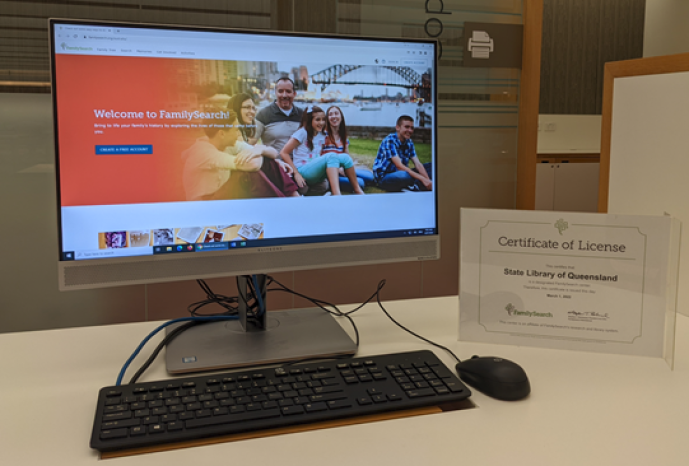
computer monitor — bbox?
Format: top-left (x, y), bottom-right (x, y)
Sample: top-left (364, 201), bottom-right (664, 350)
top-left (49, 19), bottom-right (439, 373)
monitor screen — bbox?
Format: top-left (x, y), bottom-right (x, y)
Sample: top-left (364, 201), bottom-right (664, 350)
top-left (50, 20), bottom-right (439, 291)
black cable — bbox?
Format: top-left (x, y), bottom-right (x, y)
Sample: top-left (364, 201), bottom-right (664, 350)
top-left (266, 276), bottom-right (360, 347)
top-left (187, 279), bottom-right (239, 317)
top-left (128, 320), bottom-right (201, 384)
top-left (372, 280), bottom-right (462, 364)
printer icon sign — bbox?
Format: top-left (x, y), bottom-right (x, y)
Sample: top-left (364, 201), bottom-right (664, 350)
top-left (467, 31), bottom-right (494, 59)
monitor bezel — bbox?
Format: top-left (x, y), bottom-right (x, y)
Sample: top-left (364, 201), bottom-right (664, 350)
top-left (49, 18), bottom-right (440, 290)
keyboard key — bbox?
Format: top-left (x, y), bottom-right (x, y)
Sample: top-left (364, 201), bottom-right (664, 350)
top-left (104, 405), bottom-right (127, 413)
top-left (100, 428), bottom-right (128, 440)
top-left (305, 402), bottom-right (328, 412)
top-left (312, 386), bottom-right (342, 395)
top-left (149, 424), bottom-right (165, 434)
top-left (444, 381), bottom-right (465, 393)
top-left (103, 411), bottom-right (132, 421)
top-left (310, 392), bottom-right (347, 403)
top-left (101, 418), bottom-right (140, 430)
top-left (433, 367), bottom-right (454, 379)
top-left (406, 388), bottom-right (436, 398)
top-left (281, 405), bottom-right (304, 415)
top-left (186, 408), bottom-right (281, 429)
top-left (327, 400), bottom-right (352, 410)
top-left (167, 421), bottom-right (183, 431)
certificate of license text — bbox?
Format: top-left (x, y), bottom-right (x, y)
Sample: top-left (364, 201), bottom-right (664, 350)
top-left (459, 209), bottom-right (679, 358)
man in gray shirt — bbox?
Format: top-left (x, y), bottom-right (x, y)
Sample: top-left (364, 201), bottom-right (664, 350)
top-left (255, 77), bottom-right (304, 155)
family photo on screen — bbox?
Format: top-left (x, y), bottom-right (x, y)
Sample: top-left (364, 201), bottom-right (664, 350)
top-left (179, 60), bottom-right (434, 202)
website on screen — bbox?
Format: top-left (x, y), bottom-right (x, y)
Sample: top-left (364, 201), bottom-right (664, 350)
top-left (53, 23), bottom-right (437, 260)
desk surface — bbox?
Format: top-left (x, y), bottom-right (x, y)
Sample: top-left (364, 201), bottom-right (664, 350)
top-left (2, 296), bottom-right (688, 465)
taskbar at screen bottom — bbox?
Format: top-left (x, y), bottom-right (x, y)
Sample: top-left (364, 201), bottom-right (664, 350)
top-left (61, 228), bottom-right (437, 261)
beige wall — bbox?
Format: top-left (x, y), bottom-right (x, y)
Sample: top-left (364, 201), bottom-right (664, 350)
top-left (644, 0), bottom-right (689, 58)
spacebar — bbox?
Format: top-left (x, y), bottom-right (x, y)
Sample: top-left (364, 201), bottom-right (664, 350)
top-left (186, 408), bottom-right (281, 429)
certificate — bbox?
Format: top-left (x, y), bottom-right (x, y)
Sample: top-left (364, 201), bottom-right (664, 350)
top-left (459, 208), bottom-right (679, 360)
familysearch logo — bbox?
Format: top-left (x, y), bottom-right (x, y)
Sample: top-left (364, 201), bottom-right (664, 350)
top-left (554, 218), bottom-right (568, 235)
top-left (60, 43), bottom-right (93, 52)
top-left (505, 303), bottom-right (553, 318)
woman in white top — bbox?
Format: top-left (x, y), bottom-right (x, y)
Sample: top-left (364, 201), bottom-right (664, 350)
top-left (280, 106), bottom-right (363, 196)
top-left (227, 93), bottom-right (299, 197)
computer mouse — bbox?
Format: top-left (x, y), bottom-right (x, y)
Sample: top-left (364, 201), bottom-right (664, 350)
top-left (455, 356), bottom-right (530, 401)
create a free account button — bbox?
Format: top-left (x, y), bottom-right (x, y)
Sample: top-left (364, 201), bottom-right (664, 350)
top-left (95, 145), bottom-right (153, 155)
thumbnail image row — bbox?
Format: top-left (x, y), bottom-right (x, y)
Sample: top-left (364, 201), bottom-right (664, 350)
top-left (98, 224), bottom-right (265, 249)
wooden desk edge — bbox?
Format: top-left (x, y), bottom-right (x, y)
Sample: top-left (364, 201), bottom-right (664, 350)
top-left (101, 399), bottom-right (475, 459)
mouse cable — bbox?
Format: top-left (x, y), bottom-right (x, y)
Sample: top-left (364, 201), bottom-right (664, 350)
top-left (267, 276), bottom-right (460, 364)
top-left (372, 280), bottom-right (462, 364)
top-left (265, 275), bottom-right (360, 348)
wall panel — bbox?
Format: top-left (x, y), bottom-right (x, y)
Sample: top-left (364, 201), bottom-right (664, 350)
top-left (539, 0), bottom-right (645, 115)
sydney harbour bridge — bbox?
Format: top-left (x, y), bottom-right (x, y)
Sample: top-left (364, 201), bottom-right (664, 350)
top-left (309, 65), bottom-right (430, 99)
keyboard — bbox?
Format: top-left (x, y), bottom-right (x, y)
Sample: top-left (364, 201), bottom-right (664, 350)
top-left (91, 350), bottom-right (471, 452)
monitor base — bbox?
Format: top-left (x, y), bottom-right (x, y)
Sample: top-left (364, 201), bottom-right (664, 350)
top-left (164, 308), bottom-right (357, 375)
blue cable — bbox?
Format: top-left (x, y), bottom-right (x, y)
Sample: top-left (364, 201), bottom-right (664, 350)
top-left (252, 274), bottom-right (265, 316)
top-left (116, 315), bottom-right (238, 386)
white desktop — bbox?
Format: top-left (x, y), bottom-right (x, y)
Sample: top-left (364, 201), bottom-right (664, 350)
top-left (2, 296), bottom-right (689, 465)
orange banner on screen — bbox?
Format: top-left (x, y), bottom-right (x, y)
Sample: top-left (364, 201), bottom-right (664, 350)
top-left (55, 55), bottom-right (233, 207)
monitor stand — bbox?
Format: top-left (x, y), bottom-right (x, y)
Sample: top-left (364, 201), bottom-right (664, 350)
top-left (164, 275), bottom-right (357, 375)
